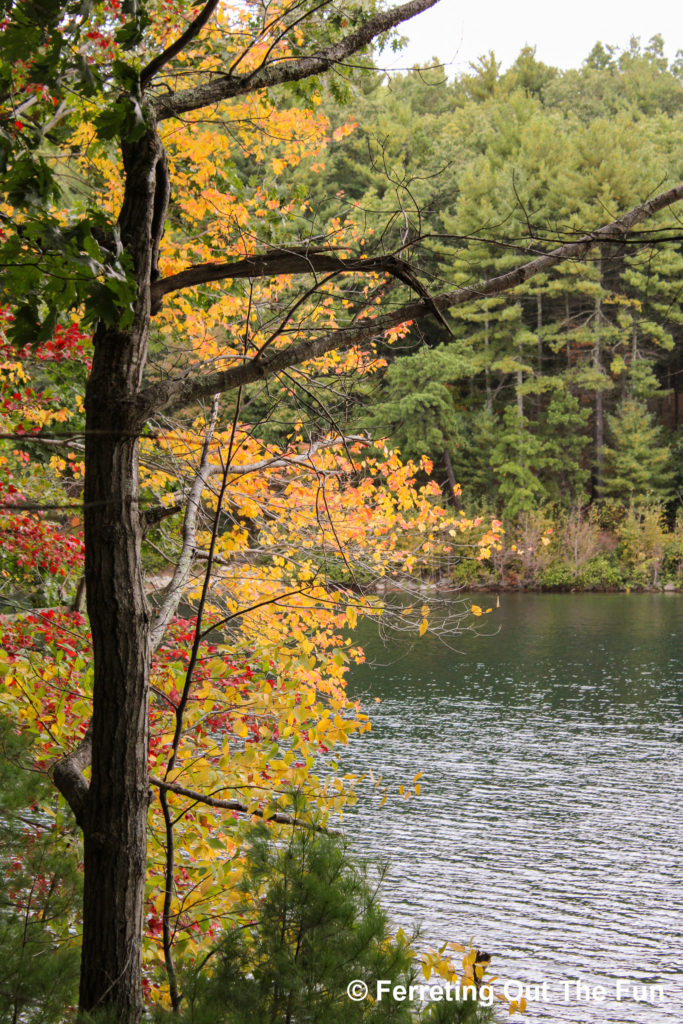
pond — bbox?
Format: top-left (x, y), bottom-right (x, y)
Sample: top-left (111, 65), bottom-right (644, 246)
top-left (339, 593), bottom-right (683, 1023)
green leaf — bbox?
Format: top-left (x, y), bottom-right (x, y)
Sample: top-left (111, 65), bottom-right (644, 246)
top-left (113, 59), bottom-right (140, 90)
top-left (5, 155), bottom-right (60, 207)
top-left (94, 101), bottom-right (131, 142)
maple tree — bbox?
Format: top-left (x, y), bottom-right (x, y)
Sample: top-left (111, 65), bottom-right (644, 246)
top-left (1, 1), bottom-right (682, 1021)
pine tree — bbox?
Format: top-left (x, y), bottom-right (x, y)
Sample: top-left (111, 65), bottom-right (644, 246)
top-left (357, 344), bottom-right (473, 472)
top-left (299, 46), bottom-right (683, 520)
top-left (173, 824), bottom-right (492, 1024)
top-left (489, 407), bottom-right (548, 515)
top-left (600, 398), bottom-right (674, 506)
top-left (539, 389), bottom-right (592, 504)
top-left (0, 713), bottom-right (81, 1022)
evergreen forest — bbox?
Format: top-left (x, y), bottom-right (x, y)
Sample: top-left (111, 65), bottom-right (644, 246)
top-left (287, 37), bottom-right (683, 589)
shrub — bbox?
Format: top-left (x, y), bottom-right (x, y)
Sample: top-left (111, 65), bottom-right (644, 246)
top-left (616, 505), bottom-right (668, 586)
top-left (662, 511), bottom-right (683, 584)
top-left (538, 565), bottom-right (577, 589)
top-left (577, 555), bottom-right (623, 590)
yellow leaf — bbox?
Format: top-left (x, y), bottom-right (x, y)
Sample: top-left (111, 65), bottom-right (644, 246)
top-left (413, 771), bottom-right (423, 783)
top-left (471, 604), bottom-right (483, 616)
top-left (419, 618), bottom-right (428, 636)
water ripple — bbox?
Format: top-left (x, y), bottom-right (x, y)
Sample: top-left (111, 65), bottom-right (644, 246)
top-left (339, 595), bottom-right (683, 1023)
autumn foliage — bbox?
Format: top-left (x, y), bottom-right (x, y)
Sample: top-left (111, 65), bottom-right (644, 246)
top-left (4, 2), bottom-right (679, 1021)
top-left (0, 1), bottom-right (507, 1013)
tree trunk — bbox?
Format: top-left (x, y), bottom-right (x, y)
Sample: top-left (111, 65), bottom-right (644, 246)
top-left (565, 296), bottom-right (571, 369)
top-left (593, 298), bottom-right (605, 498)
top-left (630, 320), bottom-right (639, 398)
top-left (483, 315), bottom-right (492, 413)
top-left (515, 304), bottom-right (524, 422)
top-left (536, 292), bottom-right (543, 418)
top-left (516, 354), bottom-right (524, 422)
top-left (78, 125), bottom-right (167, 1023)
top-left (81, 352), bottom-right (150, 1020)
top-left (442, 449), bottom-right (460, 508)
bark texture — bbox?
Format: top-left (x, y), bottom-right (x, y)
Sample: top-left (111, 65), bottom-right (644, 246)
top-left (78, 126), bottom-right (168, 1023)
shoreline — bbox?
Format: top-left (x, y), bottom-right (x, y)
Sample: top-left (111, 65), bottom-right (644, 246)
top-left (463, 581), bottom-right (682, 594)
top-left (375, 580), bottom-right (683, 596)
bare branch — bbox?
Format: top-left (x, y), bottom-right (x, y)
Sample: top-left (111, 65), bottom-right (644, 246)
top-left (204, 434), bottom-right (370, 477)
top-left (140, 0), bottom-right (222, 91)
top-left (162, 383), bottom-right (245, 783)
top-left (71, 577), bottom-right (86, 612)
top-left (141, 502), bottom-right (183, 534)
top-left (135, 182), bottom-right (683, 420)
top-left (149, 775), bottom-right (313, 827)
top-left (150, 247), bottom-right (428, 308)
top-left (150, 396), bottom-right (220, 651)
top-left (152, 0), bottom-right (440, 121)
top-left (158, 785), bottom-right (180, 1010)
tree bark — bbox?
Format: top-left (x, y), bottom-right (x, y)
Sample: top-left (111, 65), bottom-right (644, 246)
top-left (81, 371), bottom-right (150, 1020)
top-left (484, 314), bottom-right (492, 413)
top-left (78, 126), bottom-right (167, 1023)
top-left (536, 292), bottom-right (543, 418)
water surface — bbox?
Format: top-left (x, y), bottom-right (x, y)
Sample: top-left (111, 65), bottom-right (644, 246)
top-left (340, 594), bottom-right (683, 1022)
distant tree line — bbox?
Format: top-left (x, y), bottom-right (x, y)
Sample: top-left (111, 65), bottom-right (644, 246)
top-left (293, 37), bottom-right (683, 528)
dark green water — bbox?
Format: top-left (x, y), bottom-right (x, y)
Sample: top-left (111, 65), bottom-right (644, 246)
top-left (340, 594), bottom-right (683, 1022)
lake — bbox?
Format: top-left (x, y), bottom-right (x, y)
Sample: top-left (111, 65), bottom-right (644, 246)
top-left (339, 593), bottom-right (683, 1023)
